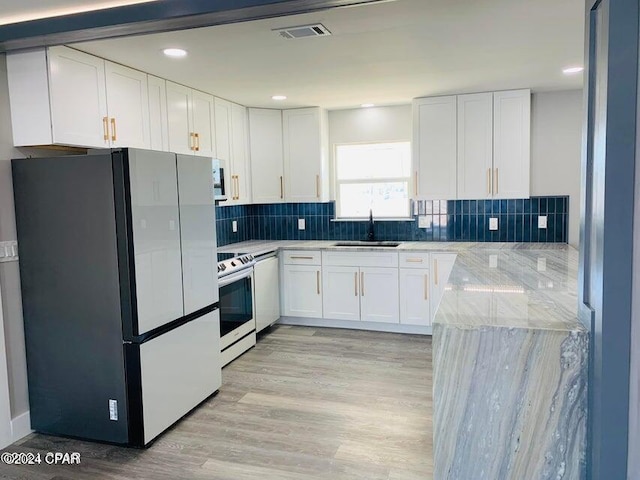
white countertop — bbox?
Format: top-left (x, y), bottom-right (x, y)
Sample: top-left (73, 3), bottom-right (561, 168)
top-left (218, 240), bottom-right (582, 332)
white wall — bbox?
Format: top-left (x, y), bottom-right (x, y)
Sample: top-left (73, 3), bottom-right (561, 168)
top-left (530, 90), bottom-right (583, 247)
top-left (328, 93), bottom-right (583, 246)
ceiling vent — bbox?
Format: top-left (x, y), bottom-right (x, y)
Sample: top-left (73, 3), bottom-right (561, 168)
top-left (273, 24), bottom-right (332, 39)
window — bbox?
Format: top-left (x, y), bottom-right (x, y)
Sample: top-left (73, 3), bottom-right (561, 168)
top-left (335, 141), bottom-right (411, 219)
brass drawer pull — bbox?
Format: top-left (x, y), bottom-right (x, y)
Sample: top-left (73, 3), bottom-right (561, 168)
top-left (280, 176), bottom-right (284, 199)
top-left (354, 272), bottom-right (358, 296)
top-left (361, 272), bottom-right (365, 296)
top-left (434, 259), bottom-right (439, 286)
top-left (103, 117), bottom-right (109, 141)
top-left (405, 258), bottom-right (423, 263)
top-left (194, 133), bottom-right (200, 152)
top-left (290, 256), bottom-right (314, 260)
top-left (110, 118), bottom-right (117, 142)
top-left (316, 271), bottom-right (320, 295)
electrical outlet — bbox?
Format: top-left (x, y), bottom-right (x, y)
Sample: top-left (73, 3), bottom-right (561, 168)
top-left (232, 220), bottom-right (238, 233)
top-left (489, 254), bottom-right (498, 268)
top-left (298, 218), bottom-right (306, 230)
top-left (418, 216), bottom-right (430, 229)
top-left (489, 217), bottom-right (498, 231)
top-left (538, 216), bottom-right (548, 229)
top-left (0, 241), bottom-right (18, 263)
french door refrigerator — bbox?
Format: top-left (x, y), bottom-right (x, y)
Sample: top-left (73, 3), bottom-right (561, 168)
top-left (12, 148), bottom-right (221, 447)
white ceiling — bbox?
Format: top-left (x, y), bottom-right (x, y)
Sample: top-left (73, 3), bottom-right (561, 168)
top-left (0, 0), bottom-right (159, 25)
top-left (24, 0), bottom-right (586, 110)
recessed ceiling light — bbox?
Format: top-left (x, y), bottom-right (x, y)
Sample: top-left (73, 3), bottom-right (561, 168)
top-left (163, 48), bottom-right (187, 58)
top-left (272, 95), bottom-right (287, 101)
top-left (361, 103), bottom-right (375, 108)
top-left (562, 66), bottom-right (584, 75)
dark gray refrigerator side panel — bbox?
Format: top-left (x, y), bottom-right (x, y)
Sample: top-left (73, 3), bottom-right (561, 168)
top-left (12, 155), bottom-right (130, 444)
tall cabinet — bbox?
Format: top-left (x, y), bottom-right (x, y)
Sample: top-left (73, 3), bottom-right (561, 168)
top-left (249, 108), bottom-right (285, 203)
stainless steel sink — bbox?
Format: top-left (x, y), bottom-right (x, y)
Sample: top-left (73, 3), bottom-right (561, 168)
top-left (332, 241), bottom-right (401, 248)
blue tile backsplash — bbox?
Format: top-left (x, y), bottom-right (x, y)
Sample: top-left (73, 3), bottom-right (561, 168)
top-left (215, 196), bottom-right (569, 246)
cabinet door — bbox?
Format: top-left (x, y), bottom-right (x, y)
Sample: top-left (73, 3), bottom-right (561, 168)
top-left (47, 46), bottom-right (108, 148)
top-left (493, 89), bottom-right (531, 199)
top-left (360, 267), bottom-right (399, 323)
top-left (430, 253), bottom-right (457, 320)
top-left (176, 154), bottom-right (218, 315)
top-left (148, 75), bottom-right (169, 152)
top-left (105, 61), bottom-right (150, 149)
top-left (127, 149), bottom-right (184, 335)
top-left (399, 269), bottom-right (431, 326)
top-left (282, 265), bottom-right (322, 318)
top-left (166, 82), bottom-right (193, 156)
top-left (249, 108), bottom-right (284, 203)
top-left (413, 96), bottom-right (457, 199)
top-left (191, 90), bottom-right (216, 158)
top-left (231, 103), bottom-right (252, 204)
top-left (214, 97), bottom-right (233, 199)
top-left (283, 107), bottom-right (324, 202)
top-left (457, 92), bottom-right (493, 200)
top-left (254, 256), bottom-right (281, 332)
top-left (322, 266), bottom-right (360, 321)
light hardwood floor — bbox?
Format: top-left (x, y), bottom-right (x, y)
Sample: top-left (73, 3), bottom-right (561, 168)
top-left (1, 326), bottom-right (433, 480)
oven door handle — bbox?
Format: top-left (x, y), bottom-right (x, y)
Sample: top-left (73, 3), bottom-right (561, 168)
top-left (218, 268), bottom-right (253, 287)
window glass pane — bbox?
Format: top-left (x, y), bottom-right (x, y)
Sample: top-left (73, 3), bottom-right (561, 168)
top-left (336, 142), bottom-right (411, 180)
top-left (339, 182), bottom-right (409, 218)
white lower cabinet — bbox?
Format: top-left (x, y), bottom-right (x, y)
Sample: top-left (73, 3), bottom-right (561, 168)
top-left (399, 269), bottom-right (431, 326)
top-left (430, 253), bottom-right (457, 320)
top-left (254, 255), bottom-right (281, 332)
top-left (282, 252), bottom-right (322, 318)
top-left (321, 251), bottom-right (400, 324)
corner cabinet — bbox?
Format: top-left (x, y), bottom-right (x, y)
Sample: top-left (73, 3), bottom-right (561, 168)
top-left (7, 46), bottom-right (150, 149)
top-left (413, 96), bottom-right (457, 200)
top-left (281, 251), bottom-right (323, 318)
top-left (283, 107), bottom-right (329, 202)
top-left (166, 82), bottom-right (216, 157)
top-left (249, 108), bottom-right (285, 203)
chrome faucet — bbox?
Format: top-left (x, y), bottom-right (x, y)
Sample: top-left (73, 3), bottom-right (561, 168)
top-left (367, 209), bottom-right (375, 241)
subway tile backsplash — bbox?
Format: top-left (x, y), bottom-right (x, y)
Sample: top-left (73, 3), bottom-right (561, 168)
top-left (215, 196), bottom-right (568, 247)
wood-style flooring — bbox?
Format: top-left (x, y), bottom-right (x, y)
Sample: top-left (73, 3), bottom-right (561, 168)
top-left (1, 326), bottom-right (433, 479)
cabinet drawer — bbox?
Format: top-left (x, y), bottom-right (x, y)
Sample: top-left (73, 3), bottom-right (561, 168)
top-left (322, 251), bottom-right (398, 268)
top-left (282, 250), bottom-right (321, 265)
top-left (399, 252), bottom-right (431, 269)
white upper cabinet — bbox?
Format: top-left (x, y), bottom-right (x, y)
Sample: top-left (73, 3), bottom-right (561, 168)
top-left (457, 92), bottom-right (494, 200)
top-left (190, 90), bottom-right (216, 158)
top-left (413, 96), bottom-right (457, 200)
top-left (249, 108), bottom-right (284, 203)
top-left (166, 82), bottom-right (215, 157)
top-left (216, 98), bottom-right (252, 204)
top-left (283, 107), bottom-right (329, 203)
top-left (148, 75), bottom-right (169, 152)
top-left (230, 102), bottom-right (252, 204)
top-left (6, 46), bottom-right (153, 149)
top-left (104, 61), bottom-right (150, 149)
top-left (493, 89), bottom-right (531, 199)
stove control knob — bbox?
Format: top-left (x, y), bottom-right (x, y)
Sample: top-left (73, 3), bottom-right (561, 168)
top-left (231, 261), bottom-right (236, 267)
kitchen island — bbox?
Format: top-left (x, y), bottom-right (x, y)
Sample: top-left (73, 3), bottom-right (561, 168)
top-left (433, 246), bottom-right (587, 480)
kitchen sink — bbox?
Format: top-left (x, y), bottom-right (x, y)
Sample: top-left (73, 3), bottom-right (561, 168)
top-left (332, 241), bottom-right (401, 248)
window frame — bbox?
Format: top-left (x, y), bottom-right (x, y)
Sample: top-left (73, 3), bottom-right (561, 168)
top-left (333, 140), bottom-right (413, 220)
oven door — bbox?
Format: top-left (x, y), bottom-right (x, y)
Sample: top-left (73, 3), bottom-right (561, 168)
top-left (218, 268), bottom-right (255, 350)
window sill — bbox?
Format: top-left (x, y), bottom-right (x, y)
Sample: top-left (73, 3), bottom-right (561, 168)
top-left (331, 217), bottom-right (415, 222)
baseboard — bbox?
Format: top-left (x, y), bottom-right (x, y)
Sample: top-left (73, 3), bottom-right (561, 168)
top-left (11, 411), bottom-right (32, 442)
top-left (278, 316), bottom-right (432, 335)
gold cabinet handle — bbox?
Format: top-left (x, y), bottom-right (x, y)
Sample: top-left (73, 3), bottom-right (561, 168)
top-left (494, 168), bottom-right (498, 195)
top-left (235, 175), bottom-right (240, 200)
top-left (316, 175), bottom-right (320, 198)
top-left (487, 168), bottom-right (491, 196)
top-left (425, 274), bottom-right (429, 300)
top-left (189, 132), bottom-right (195, 151)
top-left (434, 259), bottom-right (439, 286)
top-left (415, 171), bottom-right (418, 196)
top-left (316, 270), bottom-right (320, 295)
top-left (290, 256), bottom-right (313, 260)
top-left (406, 258), bottom-right (423, 263)
top-left (194, 133), bottom-right (200, 152)
top-left (110, 118), bottom-right (117, 142)
top-left (361, 272), bottom-right (365, 296)
top-left (354, 272), bottom-right (358, 296)
top-left (103, 117), bottom-right (109, 141)
top-left (280, 176), bottom-right (284, 199)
